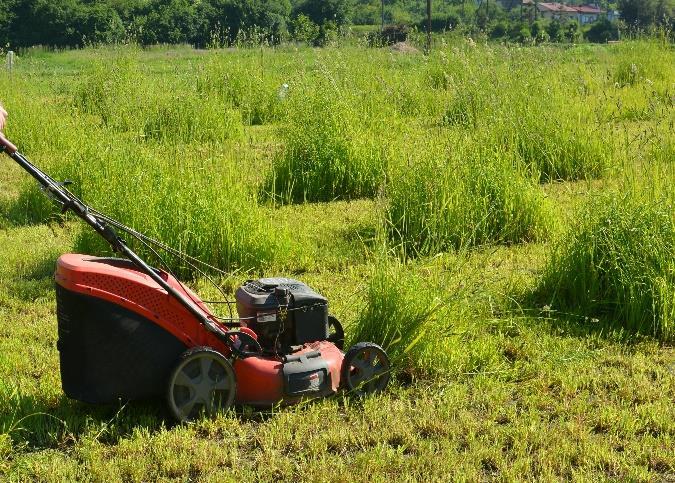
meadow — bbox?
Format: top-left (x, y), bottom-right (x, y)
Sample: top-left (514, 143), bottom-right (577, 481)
top-left (0, 39), bottom-right (673, 480)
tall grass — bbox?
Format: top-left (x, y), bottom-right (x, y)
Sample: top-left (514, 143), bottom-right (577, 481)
top-left (386, 142), bottom-right (552, 256)
top-left (495, 108), bottom-right (613, 182)
top-left (75, 53), bottom-right (243, 144)
top-left (264, 64), bottom-right (395, 203)
top-left (195, 55), bottom-right (288, 126)
top-left (18, 136), bottom-right (291, 273)
top-left (537, 158), bottom-right (674, 341)
top-left (348, 259), bottom-right (445, 373)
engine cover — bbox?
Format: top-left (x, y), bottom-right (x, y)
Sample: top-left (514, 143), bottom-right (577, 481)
top-left (235, 278), bottom-right (329, 350)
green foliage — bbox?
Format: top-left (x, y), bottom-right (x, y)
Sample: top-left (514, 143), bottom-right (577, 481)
top-left (196, 57), bottom-right (286, 126)
top-left (537, 163), bottom-right (675, 341)
top-left (496, 111), bottom-right (613, 182)
top-left (0, 42), bottom-right (674, 482)
top-left (264, 68), bottom-right (393, 203)
top-left (349, 259), bottom-right (443, 370)
top-left (386, 146), bottom-right (551, 256)
top-left (618, 0), bottom-right (674, 27)
top-left (289, 14), bottom-right (320, 43)
top-left (585, 18), bottom-right (620, 43)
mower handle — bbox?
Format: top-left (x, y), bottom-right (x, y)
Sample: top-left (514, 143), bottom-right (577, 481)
top-left (0, 132), bottom-right (17, 155)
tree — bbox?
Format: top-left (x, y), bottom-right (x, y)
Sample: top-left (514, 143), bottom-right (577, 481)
top-left (585, 18), bottom-right (620, 42)
top-left (293, 0), bottom-right (354, 26)
top-left (618, 0), bottom-right (674, 27)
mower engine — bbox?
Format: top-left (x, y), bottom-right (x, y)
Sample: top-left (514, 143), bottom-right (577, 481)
top-left (235, 278), bottom-right (330, 352)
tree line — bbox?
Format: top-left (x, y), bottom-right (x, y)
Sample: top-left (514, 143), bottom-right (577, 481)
top-left (0, 0), bottom-right (672, 49)
top-left (0, 0), bottom-right (351, 48)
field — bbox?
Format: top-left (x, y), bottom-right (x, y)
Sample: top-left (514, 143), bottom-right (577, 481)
top-left (0, 40), bottom-right (674, 480)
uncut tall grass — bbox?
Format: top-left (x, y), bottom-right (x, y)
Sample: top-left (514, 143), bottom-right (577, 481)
top-left (537, 154), bottom-right (674, 341)
top-left (4, 50), bottom-right (290, 274)
top-left (264, 57), bottom-right (397, 203)
top-left (386, 140), bottom-right (552, 256)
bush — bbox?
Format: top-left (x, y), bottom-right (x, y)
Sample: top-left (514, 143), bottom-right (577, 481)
top-left (367, 24), bottom-right (409, 46)
top-left (585, 18), bottom-right (620, 43)
top-left (490, 21), bottom-right (508, 39)
top-left (508, 22), bottom-right (532, 43)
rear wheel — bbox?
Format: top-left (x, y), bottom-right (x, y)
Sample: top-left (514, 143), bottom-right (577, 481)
top-left (167, 347), bottom-right (236, 422)
top-left (341, 342), bottom-right (390, 396)
top-left (327, 315), bottom-right (345, 350)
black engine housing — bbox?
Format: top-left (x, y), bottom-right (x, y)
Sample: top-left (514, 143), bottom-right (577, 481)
top-left (235, 278), bottom-right (329, 350)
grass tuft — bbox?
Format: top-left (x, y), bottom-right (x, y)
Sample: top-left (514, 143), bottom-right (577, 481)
top-left (263, 70), bottom-right (392, 203)
top-left (537, 168), bottom-right (674, 341)
top-left (348, 259), bottom-right (444, 372)
top-left (386, 145), bottom-right (551, 256)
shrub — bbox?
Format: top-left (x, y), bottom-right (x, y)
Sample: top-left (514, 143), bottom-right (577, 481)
top-left (367, 24), bottom-right (409, 46)
top-left (490, 22), bottom-right (508, 40)
top-left (585, 18), bottom-right (620, 43)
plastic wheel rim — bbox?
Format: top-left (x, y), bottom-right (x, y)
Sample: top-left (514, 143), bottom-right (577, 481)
top-left (345, 346), bottom-right (390, 395)
top-left (168, 351), bottom-right (236, 422)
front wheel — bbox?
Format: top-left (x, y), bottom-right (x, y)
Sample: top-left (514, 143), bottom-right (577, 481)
top-left (167, 347), bottom-right (236, 422)
top-left (341, 342), bottom-right (391, 396)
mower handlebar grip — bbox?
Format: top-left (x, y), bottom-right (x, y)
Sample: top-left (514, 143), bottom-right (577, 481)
top-left (0, 133), bottom-right (17, 155)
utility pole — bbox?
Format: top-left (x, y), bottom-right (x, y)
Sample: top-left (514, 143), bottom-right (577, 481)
top-left (381, 0), bottom-right (385, 33)
top-left (426, 0), bottom-right (432, 54)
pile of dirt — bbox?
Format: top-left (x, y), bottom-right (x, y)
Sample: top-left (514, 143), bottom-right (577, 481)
top-left (389, 42), bottom-right (419, 54)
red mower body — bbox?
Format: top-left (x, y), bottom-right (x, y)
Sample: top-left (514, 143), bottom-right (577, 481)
top-left (55, 254), bottom-right (343, 406)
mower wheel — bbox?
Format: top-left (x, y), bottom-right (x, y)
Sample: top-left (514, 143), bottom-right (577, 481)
top-left (341, 342), bottom-right (391, 396)
top-left (167, 347), bottom-right (236, 422)
top-left (327, 315), bottom-right (345, 350)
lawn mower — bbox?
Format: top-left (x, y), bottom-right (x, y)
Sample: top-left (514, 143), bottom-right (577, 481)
top-left (0, 133), bottom-right (391, 422)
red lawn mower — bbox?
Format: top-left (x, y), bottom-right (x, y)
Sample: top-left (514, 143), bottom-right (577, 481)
top-left (0, 134), bottom-right (391, 422)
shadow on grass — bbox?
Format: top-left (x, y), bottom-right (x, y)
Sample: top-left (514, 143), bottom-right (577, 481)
top-left (5, 254), bottom-right (61, 303)
top-left (514, 297), bottom-right (659, 347)
top-left (1, 390), bottom-right (169, 450)
top-left (0, 188), bottom-right (58, 228)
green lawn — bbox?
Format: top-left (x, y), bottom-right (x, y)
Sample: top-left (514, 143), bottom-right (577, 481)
top-left (0, 41), bottom-right (673, 481)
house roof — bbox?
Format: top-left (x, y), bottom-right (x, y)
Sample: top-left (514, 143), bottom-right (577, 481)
top-left (575, 4), bottom-right (603, 13)
top-left (531, 2), bottom-right (605, 14)
top-left (538, 2), bottom-right (579, 13)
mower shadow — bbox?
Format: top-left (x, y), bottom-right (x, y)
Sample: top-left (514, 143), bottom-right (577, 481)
top-left (1, 390), bottom-right (170, 449)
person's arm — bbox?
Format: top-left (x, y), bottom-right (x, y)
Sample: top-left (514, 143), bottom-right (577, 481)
top-left (0, 104), bottom-right (7, 131)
